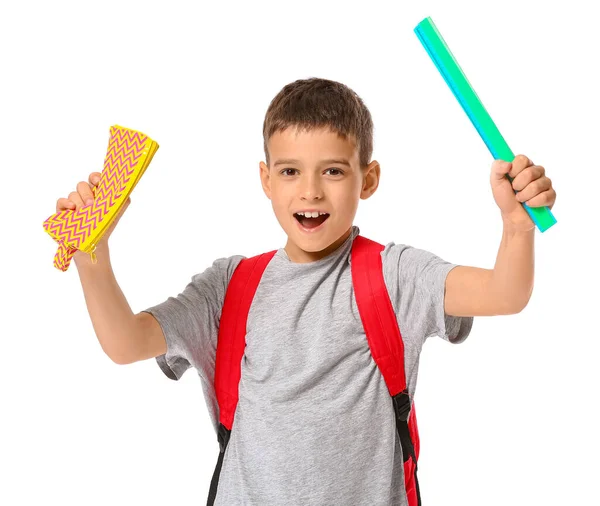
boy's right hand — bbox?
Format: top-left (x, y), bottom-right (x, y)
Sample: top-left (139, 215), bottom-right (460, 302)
top-left (55, 171), bottom-right (131, 256)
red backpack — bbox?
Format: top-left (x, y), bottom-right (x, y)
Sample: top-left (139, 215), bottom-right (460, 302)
top-left (207, 235), bottom-right (422, 506)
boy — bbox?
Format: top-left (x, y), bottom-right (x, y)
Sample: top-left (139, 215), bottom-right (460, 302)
top-left (62, 77), bottom-right (556, 505)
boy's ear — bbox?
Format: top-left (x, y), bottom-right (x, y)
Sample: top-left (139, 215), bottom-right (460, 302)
top-left (259, 161), bottom-right (272, 199)
top-left (360, 160), bottom-right (380, 200)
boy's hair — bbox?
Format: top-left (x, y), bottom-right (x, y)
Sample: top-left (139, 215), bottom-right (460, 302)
top-left (262, 77), bottom-right (374, 170)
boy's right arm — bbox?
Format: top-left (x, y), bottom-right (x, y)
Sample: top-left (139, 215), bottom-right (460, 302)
top-left (58, 170), bottom-right (166, 365)
top-left (74, 245), bottom-right (167, 365)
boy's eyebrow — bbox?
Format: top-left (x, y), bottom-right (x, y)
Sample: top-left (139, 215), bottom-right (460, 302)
top-left (273, 158), bottom-right (351, 167)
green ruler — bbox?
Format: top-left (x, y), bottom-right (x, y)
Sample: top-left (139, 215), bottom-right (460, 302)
top-left (415, 16), bottom-right (557, 232)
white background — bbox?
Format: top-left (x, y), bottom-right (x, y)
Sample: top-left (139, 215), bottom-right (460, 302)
top-left (1, 0), bottom-right (598, 504)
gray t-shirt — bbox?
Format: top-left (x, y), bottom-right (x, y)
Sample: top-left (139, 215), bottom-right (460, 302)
top-left (143, 225), bottom-right (473, 505)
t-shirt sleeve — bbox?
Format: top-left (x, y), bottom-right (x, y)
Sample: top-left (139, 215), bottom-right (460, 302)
top-left (141, 254), bottom-right (245, 382)
top-left (383, 243), bottom-right (473, 345)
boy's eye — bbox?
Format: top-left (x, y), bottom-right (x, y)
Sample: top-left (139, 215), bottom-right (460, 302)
top-left (280, 168), bottom-right (344, 176)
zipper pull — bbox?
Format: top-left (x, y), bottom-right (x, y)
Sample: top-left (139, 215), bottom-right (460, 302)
top-left (90, 244), bottom-right (97, 264)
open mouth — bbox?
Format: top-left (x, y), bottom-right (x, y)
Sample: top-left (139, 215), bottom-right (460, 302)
top-left (294, 212), bottom-right (330, 230)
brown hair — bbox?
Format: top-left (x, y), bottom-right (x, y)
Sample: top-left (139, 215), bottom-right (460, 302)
top-left (262, 77), bottom-right (374, 170)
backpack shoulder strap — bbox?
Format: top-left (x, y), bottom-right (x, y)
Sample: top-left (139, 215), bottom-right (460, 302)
top-left (215, 249), bottom-right (277, 431)
top-left (208, 249), bottom-right (277, 506)
top-left (207, 250), bottom-right (277, 506)
top-left (351, 234), bottom-right (422, 506)
top-left (351, 235), bottom-right (407, 395)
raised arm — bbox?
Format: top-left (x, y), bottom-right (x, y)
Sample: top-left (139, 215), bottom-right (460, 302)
top-left (444, 155), bottom-right (556, 317)
top-left (58, 171), bottom-right (167, 365)
top-left (444, 225), bottom-right (533, 317)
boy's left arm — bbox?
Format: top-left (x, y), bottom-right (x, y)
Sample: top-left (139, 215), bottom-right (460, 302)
top-left (444, 154), bottom-right (556, 317)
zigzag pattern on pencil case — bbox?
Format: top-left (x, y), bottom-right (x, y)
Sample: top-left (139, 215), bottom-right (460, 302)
top-left (42, 126), bottom-right (154, 272)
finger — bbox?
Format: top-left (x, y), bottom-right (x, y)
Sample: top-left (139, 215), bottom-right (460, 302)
top-left (515, 176), bottom-right (552, 202)
top-left (77, 181), bottom-right (95, 206)
top-left (56, 197), bottom-right (76, 213)
top-left (508, 154), bottom-right (534, 179)
top-left (68, 191), bottom-right (85, 209)
top-left (89, 172), bottom-right (101, 185)
top-left (512, 165), bottom-right (546, 192)
top-left (548, 187), bottom-right (556, 209)
top-left (523, 188), bottom-right (555, 208)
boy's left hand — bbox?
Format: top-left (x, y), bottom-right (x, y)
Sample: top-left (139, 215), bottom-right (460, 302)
top-left (490, 154), bottom-right (556, 231)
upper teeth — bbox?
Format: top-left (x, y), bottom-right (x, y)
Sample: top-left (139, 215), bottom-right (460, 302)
top-left (297, 211), bottom-right (328, 218)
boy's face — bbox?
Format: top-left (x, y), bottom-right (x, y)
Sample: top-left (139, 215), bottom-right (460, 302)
top-left (259, 126), bottom-right (380, 263)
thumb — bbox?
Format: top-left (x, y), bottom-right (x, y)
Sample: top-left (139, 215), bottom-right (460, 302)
top-left (490, 159), bottom-right (512, 184)
top-left (116, 196), bottom-right (131, 218)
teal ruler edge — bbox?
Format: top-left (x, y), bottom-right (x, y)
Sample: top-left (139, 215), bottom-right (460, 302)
top-left (414, 16), bottom-right (557, 232)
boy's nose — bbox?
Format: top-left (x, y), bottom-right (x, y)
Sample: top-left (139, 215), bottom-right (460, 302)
top-left (299, 177), bottom-right (323, 199)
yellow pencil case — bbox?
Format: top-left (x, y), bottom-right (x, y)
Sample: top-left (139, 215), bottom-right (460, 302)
top-left (43, 125), bottom-right (159, 271)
